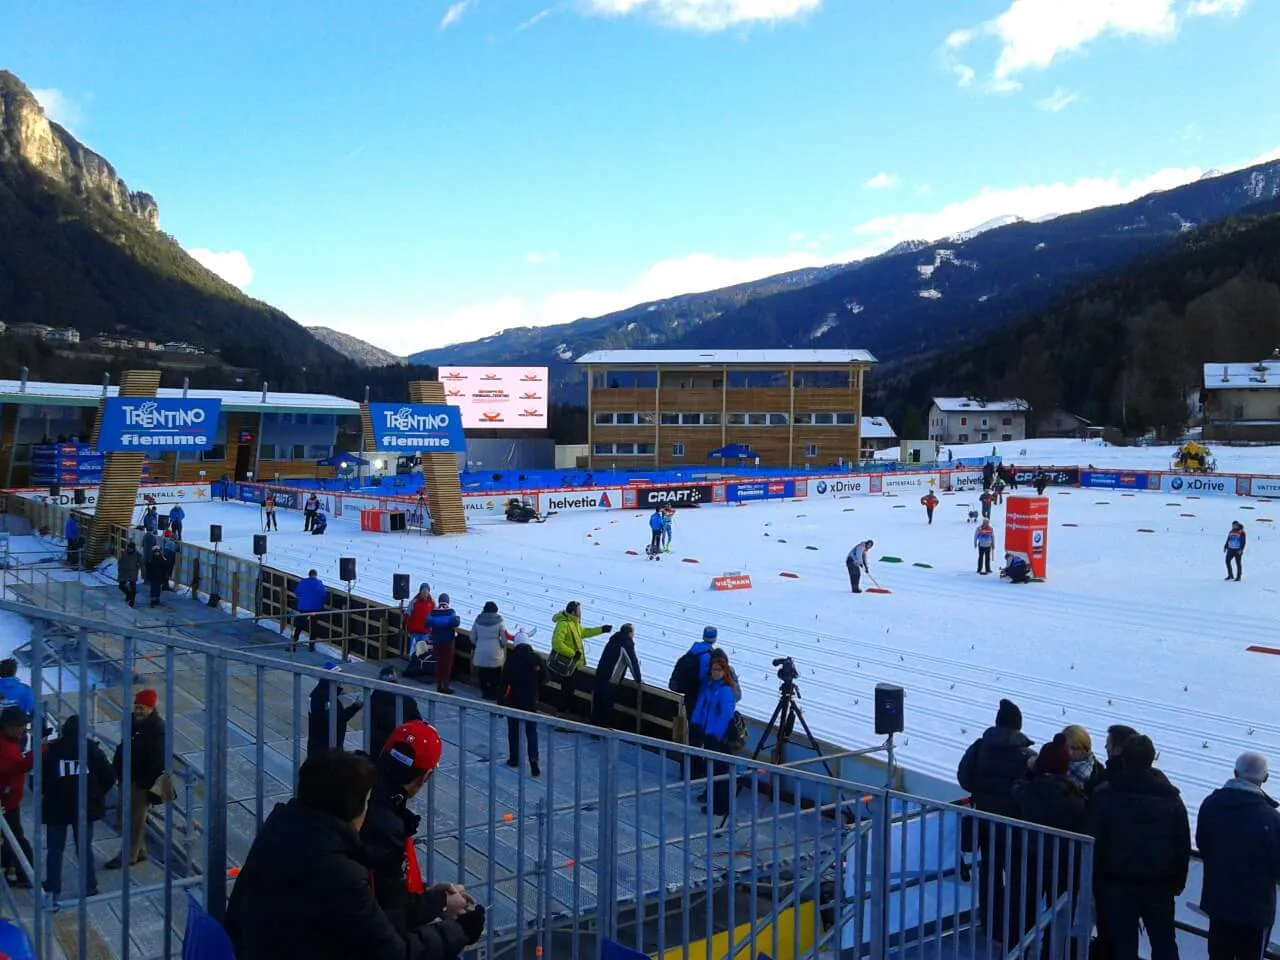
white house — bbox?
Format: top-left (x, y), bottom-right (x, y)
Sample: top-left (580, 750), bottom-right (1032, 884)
top-left (859, 416), bottom-right (897, 459)
top-left (928, 397), bottom-right (1028, 445)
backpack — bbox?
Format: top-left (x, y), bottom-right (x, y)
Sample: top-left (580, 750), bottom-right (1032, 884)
top-left (667, 652), bottom-right (702, 697)
top-left (725, 712), bottom-right (748, 753)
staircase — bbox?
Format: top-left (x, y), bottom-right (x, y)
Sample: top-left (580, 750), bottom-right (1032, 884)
top-left (85, 370), bottom-right (160, 568)
top-left (407, 381), bottom-right (467, 534)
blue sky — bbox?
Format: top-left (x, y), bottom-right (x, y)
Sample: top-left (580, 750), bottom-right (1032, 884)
top-left (5, 0), bottom-right (1278, 353)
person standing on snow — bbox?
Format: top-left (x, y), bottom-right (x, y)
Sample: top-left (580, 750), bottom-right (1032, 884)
top-left (992, 475), bottom-right (1006, 505)
top-left (304, 493), bottom-right (321, 532)
top-left (167, 504), bottom-right (185, 541)
top-left (1224, 521), bottom-right (1246, 581)
top-left (661, 507), bottom-right (674, 552)
top-left (1034, 471), bottom-right (1049, 496)
top-left (846, 540), bottom-right (873, 594)
top-left (263, 494), bottom-right (278, 532)
top-left (920, 492), bottom-right (938, 525)
top-left (647, 508), bottom-right (665, 559)
top-left (974, 519), bottom-right (995, 575)
top-left (979, 489), bottom-right (994, 520)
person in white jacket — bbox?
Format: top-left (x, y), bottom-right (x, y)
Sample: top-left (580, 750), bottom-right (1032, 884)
top-left (470, 601), bottom-right (513, 701)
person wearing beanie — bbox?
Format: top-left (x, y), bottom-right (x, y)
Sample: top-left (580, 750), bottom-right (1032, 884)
top-left (469, 600), bottom-right (513, 701)
top-left (1196, 751), bottom-right (1280, 960)
top-left (667, 628), bottom-right (721, 722)
top-left (106, 690), bottom-right (168, 869)
top-left (956, 698), bottom-right (1034, 943)
top-left (1224, 520), bottom-right (1246, 581)
top-left (1088, 734), bottom-right (1190, 960)
top-left (360, 722), bottom-right (482, 953)
top-left (426, 594), bottom-right (461, 695)
top-left (500, 628), bottom-right (546, 777)
top-left (403, 584), bottom-right (434, 658)
top-left (548, 601), bottom-right (611, 717)
top-left (368, 667), bottom-right (423, 761)
top-left (42, 714), bottom-right (116, 898)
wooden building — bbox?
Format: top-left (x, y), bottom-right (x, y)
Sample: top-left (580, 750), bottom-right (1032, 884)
top-left (577, 349), bottom-right (876, 468)
top-left (0, 378), bottom-right (361, 487)
top-left (1202, 360), bottom-right (1280, 441)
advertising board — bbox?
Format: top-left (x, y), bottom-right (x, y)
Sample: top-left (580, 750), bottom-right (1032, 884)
top-left (1079, 470), bottom-right (1152, 491)
top-left (949, 470), bottom-right (984, 492)
top-left (26, 484), bottom-right (210, 508)
top-left (635, 485), bottom-right (713, 509)
top-left (727, 480), bottom-right (796, 502)
top-left (880, 473), bottom-right (940, 495)
top-left (541, 489), bottom-right (620, 512)
top-left (98, 398), bottom-right (222, 452)
top-left (462, 495), bottom-right (511, 517)
top-left (368, 404), bottom-right (466, 452)
top-left (1249, 478), bottom-right (1280, 498)
top-left (1159, 474), bottom-right (1235, 496)
top-left (810, 477), bottom-right (871, 497)
top-left (1012, 467), bottom-right (1080, 487)
top-left (437, 366), bottom-right (549, 430)
top-left (1005, 496), bottom-right (1049, 579)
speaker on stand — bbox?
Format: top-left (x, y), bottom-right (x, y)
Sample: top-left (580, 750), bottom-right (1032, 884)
top-left (207, 524), bottom-right (223, 607)
top-left (252, 535), bottom-right (268, 619)
top-left (393, 573), bottom-right (410, 658)
top-left (874, 683), bottom-right (905, 787)
top-left (339, 557), bottom-right (357, 662)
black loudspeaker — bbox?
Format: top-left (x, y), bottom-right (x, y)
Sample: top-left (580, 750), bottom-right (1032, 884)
top-left (49, 484), bottom-right (60, 499)
top-left (874, 683), bottom-right (905, 736)
top-left (158, 515), bottom-right (171, 532)
top-left (253, 534), bottom-right (268, 557)
top-left (73, 488), bottom-right (86, 505)
top-left (388, 512), bottom-right (407, 533)
top-left (339, 557), bottom-right (357, 582)
top-left (209, 524), bottom-right (222, 544)
top-left (392, 573), bottom-right (410, 600)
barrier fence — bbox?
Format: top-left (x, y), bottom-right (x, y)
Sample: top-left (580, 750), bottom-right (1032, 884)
top-left (0, 598), bottom-right (1094, 960)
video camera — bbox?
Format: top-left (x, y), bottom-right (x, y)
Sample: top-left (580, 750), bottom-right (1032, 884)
top-left (773, 656), bottom-right (799, 689)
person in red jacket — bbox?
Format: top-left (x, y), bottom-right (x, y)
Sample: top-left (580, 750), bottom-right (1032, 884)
top-left (920, 492), bottom-right (939, 525)
top-left (0, 706), bottom-right (34, 887)
top-left (979, 489), bottom-right (994, 520)
top-left (402, 584), bottom-right (434, 658)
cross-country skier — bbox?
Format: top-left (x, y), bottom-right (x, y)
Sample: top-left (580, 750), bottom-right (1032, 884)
top-left (920, 492), bottom-right (938, 525)
top-left (992, 475), bottom-right (1006, 505)
top-left (263, 495), bottom-right (278, 532)
top-left (1224, 521), bottom-right (1246, 581)
top-left (661, 506), bottom-right (674, 552)
top-left (647, 508), bottom-right (665, 560)
top-left (303, 493), bottom-right (320, 532)
top-left (846, 540), bottom-right (873, 594)
top-left (974, 519), bottom-right (995, 575)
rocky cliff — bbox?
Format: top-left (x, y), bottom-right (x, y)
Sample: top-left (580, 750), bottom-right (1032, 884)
top-left (0, 70), bottom-right (159, 229)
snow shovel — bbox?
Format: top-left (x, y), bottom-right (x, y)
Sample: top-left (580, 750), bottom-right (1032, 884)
top-left (865, 570), bottom-right (892, 594)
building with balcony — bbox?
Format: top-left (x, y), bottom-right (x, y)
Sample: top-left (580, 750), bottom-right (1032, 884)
top-left (577, 349), bottom-right (876, 468)
top-left (927, 397), bottom-right (1029, 445)
top-left (1203, 359), bottom-right (1280, 441)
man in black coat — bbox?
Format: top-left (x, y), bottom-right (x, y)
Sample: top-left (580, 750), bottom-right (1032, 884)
top-left (107, 689), bottom-right (167, 869)
top-left (144, 546), bottom-right (168, 607)
top-left (368, 666), bottom-right (423, 760)
top-left (42, 714), bottom-right (116, 897)
top-left (956, 698), bottom-right (1035, 942)
top-left (361, 721), bottom-right (477, 942)
top-left (307, 667), bottom-right (363, 760)
top-left (225, 750), bottom-right (483, 960)
top-left (1088, 735), bottom-right (1190, 960)
top-left (499, 632), bottom-right (545, 776)
top-left (592, 624), bottom-right (642, 728)
top-left (1196, 752), bottom-right (1280, 960)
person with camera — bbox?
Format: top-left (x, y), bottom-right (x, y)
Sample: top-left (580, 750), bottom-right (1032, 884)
top-left (225, 750), bottom-right (483, 960)
top-left (307, 665), bottom-right (363, 760)
top-left (361, 721), bottom-right (483, 955)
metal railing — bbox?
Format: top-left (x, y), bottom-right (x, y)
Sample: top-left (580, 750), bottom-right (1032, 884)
top-left (0, 595), bottom-right (1094, 960)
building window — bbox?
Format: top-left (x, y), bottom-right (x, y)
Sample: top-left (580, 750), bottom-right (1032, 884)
top-left (768, 413), bottom-right (789, 426)
top-left (958, 433), bottom-right (969, 443)
top-left (813, 413), bottom-right (836, 425)
top-left (794, 414), bottom-right (814, 425)
top-left (1001, 434), bottom-right (1012, 441)
top-left (1002, 417), bottom-right (1013, 426)
top-left (747, 413), bottom-right (767, 425)
top-left (679, 413), bottom-right (701, 425)
top-left (307, 444), bottom-right (332, 460)
top-left (703, 413), bottom-right (721, 426)
top-left (981, 418), bottom-right (989, 427)
top-left (292, 444), bottom-right (305, 460)
top-left (201, 444), bottom-right (227, 462)
top-left (835, 413), bottom-right (856, 425)
top-left (594, 413), bottom-right (614, 425)
top-left (804, 443), bottom-right (818, 457)
top-left (593, 443), bottom-right (612, 455)
top-left (980, 432), bottom-right (989, 442)
top-left (636, 443), bottom-right (654, 455)
top-left (960, 417), bottom-right (968, 426)
top-left (672, 443), bottom-right (685, 457)
top-left (727, 413), bottom-right (747, 426)
top-left (615, 413), bottom-right (636, 425)
top-left (259, 444), bottom-right (276, 460)
top-left (638, 412), bottom-right (657, 426)
top-left (660, 413), bottom-right (679, 425)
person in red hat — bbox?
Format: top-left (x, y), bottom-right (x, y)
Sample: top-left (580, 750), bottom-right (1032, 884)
top-left (107, 689), bottom-right (168, 869)
top-left (359, 721), bottom-right (481, 951)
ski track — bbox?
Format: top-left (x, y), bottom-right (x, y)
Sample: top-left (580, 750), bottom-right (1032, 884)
top-left (171, 484), bottom-right (1277, 823)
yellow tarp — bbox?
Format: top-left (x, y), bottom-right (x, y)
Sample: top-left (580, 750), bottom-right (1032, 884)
top-left (654, 900), bottom-right (817, 960)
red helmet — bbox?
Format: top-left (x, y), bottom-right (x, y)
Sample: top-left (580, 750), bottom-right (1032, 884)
top-left (382, 720), bottom-right (443, 774)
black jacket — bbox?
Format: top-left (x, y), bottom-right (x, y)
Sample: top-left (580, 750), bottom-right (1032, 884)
top-left (369, 691), bottom-right (422, 761)
top-left (594, 630), bottom-right (642, 690)
top-left (112, 711), bottom-right (167, 791)
top-left (144, 552), bottom-right (168, 586)
top-left (225, 800), bottom-right (467, 960)
top-left (361, 778), bottom-right (456, 935)
top-left (499, 643), bottom-right (545, 712)
top-left (118, 549), bottom-right (141, 584)
top-left (307, 680), bottom-right (362, 759)
top-left (42, 732), bottom-right (116, 824)
top-left (957, 726), bottom-right (1034, 818)
top-left (1088, 767), bottom-right (1191, 892)
top-left (1014, 773), bottom-right (1088, 835)
top-left (1197, 782), bottom-right (1280, 927)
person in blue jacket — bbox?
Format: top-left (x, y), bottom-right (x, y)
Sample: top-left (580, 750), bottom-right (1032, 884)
top-left (63, 516), bottom-right (81, 568)
top-left (426, 594), bottom-right (462, 695)
top-left (141, 504), bottom-right (159, 534)
top-left (974, 519), bottom-right (995, 575)
top-left (647, 508), bottom-right (665, 558)
top-left (0, 661), bottom-right (34, 718)
top-left (167, 504), bottom-right (185, 541)
top-left (1001, 553), bottom-right (1031, 584)
top-left (690, 657), bottom-right (740, 815)
top-left (291, 569), bottom-right (328, 653)
top-left (1224, 521), bottom-right (1246, 581)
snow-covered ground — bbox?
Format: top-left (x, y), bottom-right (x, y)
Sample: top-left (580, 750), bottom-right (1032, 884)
top-left (888, 437), bottom-right (1280, 475)
top-left (151, 456), bottom-right (1280, 825)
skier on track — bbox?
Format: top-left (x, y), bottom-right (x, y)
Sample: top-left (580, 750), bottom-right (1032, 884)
top-left (647, 508), bottom-right (665, 560)
top-left (661, 507), bottom-right (674, 553)
top-left (920, 492), bottom-right (939, 525)
top-left (974, 519), bottom-right (995, 575)
top-left (846, 540), bottom-right (873, 594)
top-left (1224, 521), bottom-right (1246, 582)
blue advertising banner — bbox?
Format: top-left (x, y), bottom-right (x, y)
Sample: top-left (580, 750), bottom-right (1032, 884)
top-left (1079, 470), bottom-right (1151, 490)
top-left (98, 398), bottom-right (222, 452)
top-left (727, 480), bottom-right (796, 502)
top-left (368, 403), bottom-right (466, 452)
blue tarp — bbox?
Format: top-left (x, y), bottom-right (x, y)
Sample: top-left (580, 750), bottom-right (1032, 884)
top-left (315, 452), bottom-right (370, 467)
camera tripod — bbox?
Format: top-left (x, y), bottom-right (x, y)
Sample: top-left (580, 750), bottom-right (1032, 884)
top-left (750, 678), bottom-right (833, 776)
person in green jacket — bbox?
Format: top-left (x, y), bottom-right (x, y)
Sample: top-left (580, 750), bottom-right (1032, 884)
top-left (549, 601), bottom-right (611, 717)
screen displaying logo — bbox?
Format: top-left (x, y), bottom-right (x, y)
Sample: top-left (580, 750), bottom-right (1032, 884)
top-left (437, 366), bottom-right (549, 430)
top-left (99, 398), bottom-right (222, 452)
top-left (369, 403), bottom-right (466, 452)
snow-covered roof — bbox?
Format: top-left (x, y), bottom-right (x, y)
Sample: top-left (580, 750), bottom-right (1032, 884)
top-left (1203, 361), bottom-right (1280, 391)
top-left (576, 349), bottom-right (877, 366)
top-left (0, 379), bottom-right (361, 413)
top-left (931, 396), bottom-right (1029, 414)
top-left (861, 416), bottom-right (896, 439)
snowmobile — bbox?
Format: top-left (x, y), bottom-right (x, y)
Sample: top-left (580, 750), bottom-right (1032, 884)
top-left (505, 497), bottom-right (547, 523)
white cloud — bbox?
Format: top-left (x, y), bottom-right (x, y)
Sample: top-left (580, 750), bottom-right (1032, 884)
top-left (1036, 87), bottom-right (1080, 112)
top-left (31, 88), bottom-right (84, 132)
top-left (1186, 0), bottom-right (1250, 16)
top-left (440, 0), bottom-right (476, 29)
top-left (524, 250), bottom-right (559, 265)
top-left (788, 231), bottom-right (806, 243)
top-left (582, 0), bottom-right (822, 31)
top-left (863, 171), bottom-right (900, 191)
top-left (517, 9), bottom-right (551, 31)
top-left (188, 248), bottom-right (254, 288)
